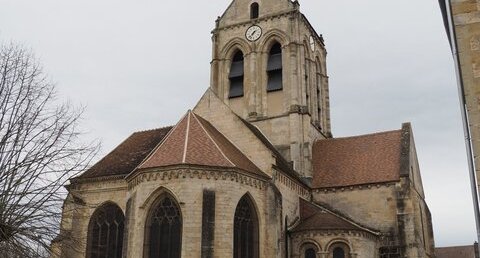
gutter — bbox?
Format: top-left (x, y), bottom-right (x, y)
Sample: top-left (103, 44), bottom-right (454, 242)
top-left (441, 0), bottom-right (480, 243)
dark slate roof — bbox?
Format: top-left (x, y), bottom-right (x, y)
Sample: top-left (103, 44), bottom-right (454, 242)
top-left (312, 129), bottom-right (404, 188)
top-left (291, 199), bottom-right (378, 234)
top-left (435, 245), bottom-right (477, 258)
top-left (138, 111), bottom-right (264, 176)
top-left (77, 126), bottom-right (172, 179)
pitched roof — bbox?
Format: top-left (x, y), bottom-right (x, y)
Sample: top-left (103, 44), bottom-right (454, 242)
top-left (291, 199), bottom-right (378, 234)
top-left (77, 127), bottom-right (172, 179)
top-left (312, 129), bottom-right (404, 188)
top-left (435, 245), bottom-right (477, 258)
top-left (237, 116), bottom-right (308, 185)
top-left (138, 111), bottom-right (264, 176)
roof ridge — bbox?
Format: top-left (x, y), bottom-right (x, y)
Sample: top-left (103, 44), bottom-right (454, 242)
top-left (182, 112), bottom-right (191, 163)
top-left (191, 112), bottom-right (235, 167)
top-left (133, 125), bottom-right (174, 134)
top-left (308, 200), bottom-right (380, 235)
top-left (129, 111), bottom-right (190, 177)
top-left (316, 129), bottom-right (402, 143)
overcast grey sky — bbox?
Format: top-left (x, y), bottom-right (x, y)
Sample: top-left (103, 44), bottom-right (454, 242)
top-left (0, 0), bottom-right (474, 247)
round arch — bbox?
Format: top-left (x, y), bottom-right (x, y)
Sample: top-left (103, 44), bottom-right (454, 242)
top-left (325, 238), bottom-right (352, 258)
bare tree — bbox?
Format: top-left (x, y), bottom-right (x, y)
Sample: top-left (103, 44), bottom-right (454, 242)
top-left (0, 43), bottom-right (98, 257)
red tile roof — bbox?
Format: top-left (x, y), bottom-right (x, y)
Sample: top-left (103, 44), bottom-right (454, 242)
top-left (435, 245), bottom-right (477, 258)
top-left (292, 199), bottom-right (377, 233)
top-left (139, 111), bottom-right (264, 176)
top-left (312, 130), bottom-right (403, 188)
top-left (77, 127), bottom-right (172, 179)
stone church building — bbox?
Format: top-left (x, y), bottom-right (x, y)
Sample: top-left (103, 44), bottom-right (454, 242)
top-left (52, 0), bottom-right (435, 257)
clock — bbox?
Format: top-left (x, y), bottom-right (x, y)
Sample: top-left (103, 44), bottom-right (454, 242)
top-left (309, 35), bottom-right (315, 52)
top-left (246, 25), bottom-right (262, 42)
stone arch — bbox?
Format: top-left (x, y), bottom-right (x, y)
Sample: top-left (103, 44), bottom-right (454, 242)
top-left (220, 37), bottom-right (252, 59)
top-left (259, 29), bottom-right (289, 53)
top-left (143, 189), bottom-right (183, 258)
top-left (302, 37), bottom-right (312, 60)
top-left (325, 238), bottom-right (352, 258)
top-left (86, 202), bottom-right (125, 258)
top-left (300, 239), bottom-right (322, 258)
top-left (140, 186), bottom-right (182, 210)
top-left (300, 239), bottom-right (322, 252)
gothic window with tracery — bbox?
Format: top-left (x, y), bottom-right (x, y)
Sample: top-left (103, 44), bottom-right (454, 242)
top-left (250, 3), bottom-right (259, 19)
top-left (229, 50), bottom-right (245, 98)
top-left (267, 43), bottom-right (283, 92)
top-left (233, 195), bottom-right (259, 258)
top-left (87, 203), bottom-right (125, 258)
top-left (145, 195), bottom-right (182, 258)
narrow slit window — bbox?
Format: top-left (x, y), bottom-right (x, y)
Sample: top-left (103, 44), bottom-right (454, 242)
top-left (267, 43), bottom-right (283, 92)
top-left (305, 248), bottom-right (316, 258)
top-left (251, 3), bottom-right (259, 19)
top-left (229, 51), bottom-right (244, 98)
top-left (333, 247), bottom-right (345, 258)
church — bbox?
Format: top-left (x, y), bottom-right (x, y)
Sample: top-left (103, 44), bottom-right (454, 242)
top-left (51, 0), bottom-right (436, 257)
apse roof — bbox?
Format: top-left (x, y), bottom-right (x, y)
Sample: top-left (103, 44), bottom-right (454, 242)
top-left (77, 126), bottom-right (172, 179)
top-left (311, 129), bottom-right (404, 188)
top-left (291, 198), bottom-right (379, 234)
top-left (138, 111), bottom-right (264, 176)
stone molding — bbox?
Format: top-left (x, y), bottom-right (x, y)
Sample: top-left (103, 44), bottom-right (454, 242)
top-left (128, 166), bottom-right (269, 190)
top-left (313, 182), bottom-right (398, 194)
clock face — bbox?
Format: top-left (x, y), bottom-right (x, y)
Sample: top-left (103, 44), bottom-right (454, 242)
top-left (309, 35), bottom-right (315, 52)
top-left (246, 25), bottom-right (262, 42)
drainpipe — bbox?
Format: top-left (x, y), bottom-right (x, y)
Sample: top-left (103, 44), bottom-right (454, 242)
top-left (443, 0), bottom-right (480, 243)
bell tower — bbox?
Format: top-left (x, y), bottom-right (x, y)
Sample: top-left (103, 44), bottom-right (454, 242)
top-left (209, 0), bottom-right (331, 179)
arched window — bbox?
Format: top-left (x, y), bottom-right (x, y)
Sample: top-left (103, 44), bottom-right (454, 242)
top-left (305, 248), bottom-right (317, 258)
top-left (250, 3), bottom-right (259, 19)
top-left (267, 42), bottom-right (283, 92)
top-left (229, 50), bottom-right (244, 98)
top-left (87, 203), bottom-right (125, 258)
top-left (333, 247), bottom-right (345, 258)
top-left (234, 195), bottom-right (259, 258)
top-left (145, 194), bottom-right (182, 258)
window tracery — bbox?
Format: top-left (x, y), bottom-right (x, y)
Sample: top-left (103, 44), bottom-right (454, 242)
top-left (145, 195), bottom-right (182, 258)
top-left (233, 195), bottom-right (259, 258)
top-left (87, 203), bottom-right (125, 258)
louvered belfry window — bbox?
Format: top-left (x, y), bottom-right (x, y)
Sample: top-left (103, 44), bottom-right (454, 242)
top-left (87, 203), bottom-right (125, 258)
top-left (233, 195), bottom-right (259, 258)
top-left (267, 43), bottom-right (283, 92)
top-left (229, 51), bottom-right (245, 98)
top-left (146, 195), bottom-right (182, 258)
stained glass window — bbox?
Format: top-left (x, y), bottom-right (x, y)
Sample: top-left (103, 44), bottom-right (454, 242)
top-left (87, 203), bottom-right (125, 258)
top-left (234, 195), bottom-right (259, 258)
top-left (145, 195), bottom-right (182, 258)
